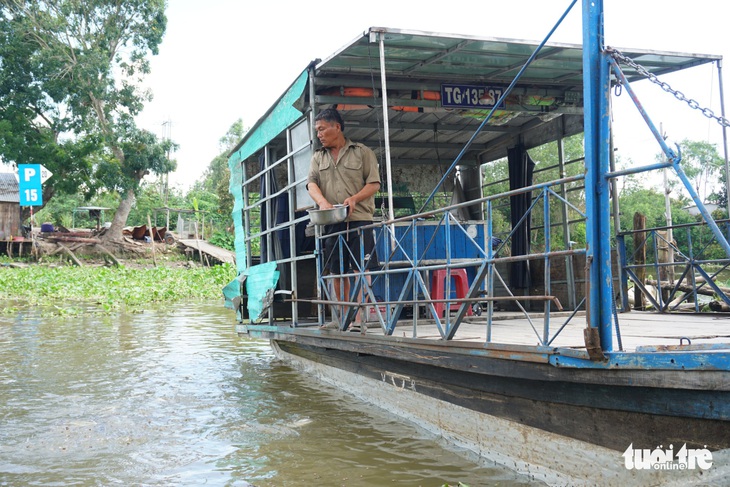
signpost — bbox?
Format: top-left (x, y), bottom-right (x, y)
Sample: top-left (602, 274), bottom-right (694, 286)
top-left (17, 164), bottom-right (52, 207)
top-left (15, 164), bottom-right (53, 243)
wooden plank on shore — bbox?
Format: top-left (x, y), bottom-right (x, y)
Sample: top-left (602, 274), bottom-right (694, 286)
top-left (177, 239), bottom-right (235, 265)
top-left (47, 235), bottom-right (101, 244)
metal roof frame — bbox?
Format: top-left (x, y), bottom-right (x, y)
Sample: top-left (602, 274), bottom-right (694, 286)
top-left (317, 27), bottom-right (719, 87)
top-left (231, 27), bottom-right (720, 171)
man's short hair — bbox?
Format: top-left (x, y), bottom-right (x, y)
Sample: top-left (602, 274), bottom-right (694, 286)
top-left (315, 108), bottom-right (345, 132)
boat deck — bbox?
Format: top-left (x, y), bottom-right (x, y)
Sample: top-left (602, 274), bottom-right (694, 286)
top-left (310, 311), bottom-right (730, 352)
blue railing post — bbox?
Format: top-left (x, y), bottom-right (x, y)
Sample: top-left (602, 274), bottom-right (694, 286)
top-left (582, 0), bottom-right (613, 351)
top-left (486, 200), bottom-right (494, 342)
top-left (543, 190), bottom-right (551, 345)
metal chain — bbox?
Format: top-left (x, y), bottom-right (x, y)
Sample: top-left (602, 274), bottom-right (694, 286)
top-left (607, 47), bottom-right (730, 128)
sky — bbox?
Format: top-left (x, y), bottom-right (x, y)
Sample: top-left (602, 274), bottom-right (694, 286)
top-left (136, 0), bottom-right (730, 192)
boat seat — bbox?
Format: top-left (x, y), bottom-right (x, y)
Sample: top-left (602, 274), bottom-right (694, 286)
top-left (431, 268), bottom-right (472, 316)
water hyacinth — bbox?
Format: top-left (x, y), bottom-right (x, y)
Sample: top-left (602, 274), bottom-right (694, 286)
top-left (0, 263), bottom-right (237, 315)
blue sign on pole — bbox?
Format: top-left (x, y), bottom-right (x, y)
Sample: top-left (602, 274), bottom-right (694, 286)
top-left (18, 164), bottom-right (43, 206)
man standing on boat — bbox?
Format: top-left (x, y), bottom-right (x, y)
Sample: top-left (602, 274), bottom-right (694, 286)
top-left (307, 108), bottom-right (381, 332)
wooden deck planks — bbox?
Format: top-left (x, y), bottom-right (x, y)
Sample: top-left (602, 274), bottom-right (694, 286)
top-left (369, 311), bottom-right (730, 352)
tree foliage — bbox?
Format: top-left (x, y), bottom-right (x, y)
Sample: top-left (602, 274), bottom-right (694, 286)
top-left (201, 118), bottom-right (244, 217)
top-left (661, 139), bottom-right (724, 204)
top-left (95, 124), bottom-right (176, 193)
top-left (482, 134), bottom-right (586, 249)
top-left (617, 186), bottom-right (692, 230)
top-left (0, 4), bottom-right (100, 200)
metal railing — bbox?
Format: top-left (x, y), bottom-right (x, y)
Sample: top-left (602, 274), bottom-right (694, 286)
top-left (305, 175), bottom-right (588, 345)
top-left (617, 219), bottom-right (730, 313)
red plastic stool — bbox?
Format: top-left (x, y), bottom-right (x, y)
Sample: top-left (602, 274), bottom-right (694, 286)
top-left (431, 268), bottom-right (472, 316)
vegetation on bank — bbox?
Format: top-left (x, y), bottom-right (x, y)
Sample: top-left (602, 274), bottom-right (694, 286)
top-left (0, 261), bottom-right (237, 316)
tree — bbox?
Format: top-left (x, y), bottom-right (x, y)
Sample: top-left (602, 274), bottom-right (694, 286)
top-left (0, 1), bottom-right (171, 243)
top-left (94, 124), bottom-right (176, 200)
top-left (661, 139), bottom-right (724, 204)
top-left (199, 119), bottom-right (246, 224)
top-left (0, 6), bottom-right (101, 203)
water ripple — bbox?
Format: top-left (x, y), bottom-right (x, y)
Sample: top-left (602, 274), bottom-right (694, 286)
top-left (0, 302), bottom-right (538, 486)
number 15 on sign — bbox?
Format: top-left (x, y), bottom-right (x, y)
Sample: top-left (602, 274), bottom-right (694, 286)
top-left (23, 188), bottom-right (40, 205)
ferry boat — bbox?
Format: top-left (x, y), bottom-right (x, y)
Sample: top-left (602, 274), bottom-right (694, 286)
top-left (224, 2), bottom-right (730, 484)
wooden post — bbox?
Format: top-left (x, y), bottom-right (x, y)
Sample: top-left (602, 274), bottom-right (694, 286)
top-left (657, 229), bottom-right (675, 302)
top-left (633, 212), bottom-right (646, 309)
top-left (194, 222), bottom-right (203, 265)
top-left (147, 214), bottom-right (157, 267)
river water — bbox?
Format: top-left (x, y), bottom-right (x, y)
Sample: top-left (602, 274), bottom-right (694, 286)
top-left (0, 302), bottom-right (540, 486)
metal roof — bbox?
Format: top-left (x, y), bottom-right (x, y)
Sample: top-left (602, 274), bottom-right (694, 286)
top-left (0, 172), bottom-right (19, 203)
top-left (318, 27), bottom-right (719, 87)
top-left (233, 27), bottom-right (721, 168)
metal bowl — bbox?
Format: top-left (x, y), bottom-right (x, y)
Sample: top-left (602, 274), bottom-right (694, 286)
top-left (308, 204), bottom-right (348, 225)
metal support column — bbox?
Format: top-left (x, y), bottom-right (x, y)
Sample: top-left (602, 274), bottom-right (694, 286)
top-left (286, 128), bottom-right (299, 325)
top-left (582, 0), bottom-right (613, 351)
top-left (718, 60), bottom-right (730, 218)
top-left (309, 69), bottom-right (326, 326)
top-left (374, 30), bottom-right (396, 224)
top-left (242, 161), bottom-right (252, 269)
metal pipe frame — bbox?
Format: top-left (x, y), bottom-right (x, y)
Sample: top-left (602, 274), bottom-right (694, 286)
top-left (582, 0), bottom-right (613, 351)
top-left (618, 221), bottom-right (730, 312)
top-left (419, 0), bottom-right (579, 214)
top-left (717, 59), bottom-right (730, 218)
top-left (241, 141), bottom-right (310, 189)
top-left (308, 177), bottom-right (587, 343)
top-left (609, 58), bottom-right (730, 258)
top-left (557, 132), bottom-right (577, 310)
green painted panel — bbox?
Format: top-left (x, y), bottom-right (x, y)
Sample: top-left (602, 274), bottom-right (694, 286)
top-left (227, 69), bottom-right (309, 275)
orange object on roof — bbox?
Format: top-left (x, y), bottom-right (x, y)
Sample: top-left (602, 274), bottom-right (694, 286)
top-left (421, 90), bottom-right (441, 101)
top-left (322, 87), bottom-right (375, 110)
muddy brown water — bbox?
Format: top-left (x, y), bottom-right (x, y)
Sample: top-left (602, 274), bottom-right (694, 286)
top-left (0, 302), bottom-right (540, 486)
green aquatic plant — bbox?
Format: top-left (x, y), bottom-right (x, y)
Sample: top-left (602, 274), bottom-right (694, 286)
top-left (0, 263), bottom-right (237, 314)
